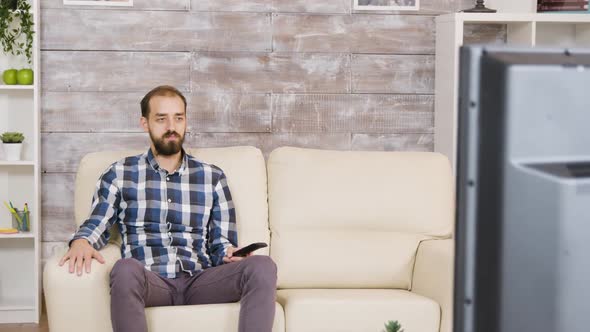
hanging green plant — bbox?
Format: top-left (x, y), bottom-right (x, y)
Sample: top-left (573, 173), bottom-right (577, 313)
top-left (0, 0), bottom-right (34, 65)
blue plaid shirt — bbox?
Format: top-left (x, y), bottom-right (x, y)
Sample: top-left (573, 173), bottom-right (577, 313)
top-left (71, 148), bottom-right (238, 278)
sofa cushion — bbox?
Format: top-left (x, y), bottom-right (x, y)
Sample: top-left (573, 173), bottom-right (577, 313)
top-left (271, 230), bottom-right (428, 289)
top-left (277, 289), bottom-right (440, 332)
top-left (74, 146), bottom-right (269, 251)
top-left (267, 147), bottom-right (453, 288)
top-left (146, 302), bottom-right (285, 332)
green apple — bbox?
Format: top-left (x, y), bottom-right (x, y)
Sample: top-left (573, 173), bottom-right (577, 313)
top-left (2, 69), bottom-right (17, 85)
top-left (16, 68), bottom-right (34, 85)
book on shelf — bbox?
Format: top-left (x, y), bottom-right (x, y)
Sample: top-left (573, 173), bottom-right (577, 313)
top-left (537, 0), bottom-right (589, 11)
top-left (0, 228), bottom-right (19, 234)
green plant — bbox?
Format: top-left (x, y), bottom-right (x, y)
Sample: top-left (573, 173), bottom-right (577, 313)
top-left (382, 320), bottom-right (404, 332)
top-left (1, 132), bottom-right (25, 143)
top-left (0, 0), bottom-right (34, 65)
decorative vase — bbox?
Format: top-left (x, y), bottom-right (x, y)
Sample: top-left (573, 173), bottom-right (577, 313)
top-left (463, 0), bottom-right (497, 13)
top-left (2, 143), bottom-right (22, 161)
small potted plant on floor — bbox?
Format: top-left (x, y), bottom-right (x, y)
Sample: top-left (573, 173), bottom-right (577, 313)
top-left (1, 131), bottom-right (25, 161)
top-left (383, 320), bottom-right (404, 332)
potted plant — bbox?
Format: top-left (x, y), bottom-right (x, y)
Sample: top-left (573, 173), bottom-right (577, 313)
top-left (382, 320), bottom-right (404, 332)
top-left (0, 0), bottom-right (35, 84)
top-left (1, 131), bottom-right (25, 161)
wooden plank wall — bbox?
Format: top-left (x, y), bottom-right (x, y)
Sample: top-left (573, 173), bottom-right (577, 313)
top-left (39, 0), bottom-right (505, 258)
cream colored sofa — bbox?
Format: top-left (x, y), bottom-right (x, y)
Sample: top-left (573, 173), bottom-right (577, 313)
top-left (44, 146), bottom-right (454, 332)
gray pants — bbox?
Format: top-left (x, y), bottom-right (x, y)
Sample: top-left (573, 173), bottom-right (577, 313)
top-left (109, 256), bottom-right (277, 332)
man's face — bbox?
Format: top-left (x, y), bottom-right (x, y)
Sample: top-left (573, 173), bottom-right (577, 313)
top-left (141, 95), bottom-right (186, 156)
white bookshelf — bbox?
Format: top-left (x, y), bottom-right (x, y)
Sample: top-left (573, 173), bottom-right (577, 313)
top-left (435, 1), bottom-right (590, 171)
top-left (0, 0), bottom-right (41, 324)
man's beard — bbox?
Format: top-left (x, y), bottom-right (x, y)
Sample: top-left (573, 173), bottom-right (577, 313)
top-left (150, 130), bottom-right (185, 156)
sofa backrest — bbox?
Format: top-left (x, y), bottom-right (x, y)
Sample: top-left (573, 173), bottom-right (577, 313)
top-left (267, 147), bottom-right (454, 289)
top-left (74, 146), bottom-right (270, 254)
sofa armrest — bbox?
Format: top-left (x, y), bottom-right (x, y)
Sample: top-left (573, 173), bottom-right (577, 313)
top-left (43, 243), bottom-right (122, 332)
top-left (411, 238), bottom-right (454, 332)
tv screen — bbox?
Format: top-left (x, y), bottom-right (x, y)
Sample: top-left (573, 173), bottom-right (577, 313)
top-left (454, 46), bottom-right (590, 332)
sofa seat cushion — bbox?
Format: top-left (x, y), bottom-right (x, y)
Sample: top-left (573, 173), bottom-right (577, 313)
top-left (146, 302), bottom-right (285, 332)
top-left (271, 230), bottom-right (429, 289)
top-left (277, 289), bottom-right (440, 332)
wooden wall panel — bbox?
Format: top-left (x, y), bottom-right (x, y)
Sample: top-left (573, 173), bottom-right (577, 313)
top-left (42, 51), bottom-right (191, 92)
top-left (42, 133), bottom-right (149, 173)
top-left (42, 92), bottom-right (142, 132)
top-left (272, 0), bottom-right (350, 13)
top-left (190, 0), bottom-right (272, 12)
top-left (273, 14), bottom-right (434, 53)
top-left (189, 93), bottom-right (272, 133)
top-left (42, 10), bottom-right (272, 52)
top-left (351, 134), bottom-right (434, 151)
top-left (190, 0), bottom-right (350, 13)
top-left (272, 94), bottom-right (433, 133)
top-left (42, 92), bottom-right (271, 133)
top-left (351, 54), bottom-right (435, 93)
top-left (41, 0), bottom-right (189, 10)
top-left (42, 173), bottom-right (77, 242)
top-left (192, 52), bottom-right (350, 93)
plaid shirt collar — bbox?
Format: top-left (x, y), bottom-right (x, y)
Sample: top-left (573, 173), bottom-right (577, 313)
top-left (145, 147), bottom-right (188, 175)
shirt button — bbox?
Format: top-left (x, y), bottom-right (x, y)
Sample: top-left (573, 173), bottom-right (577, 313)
top-left (167, 232), bottom-right (172, 236)
top-left (166, 177), bottom-right (170, 181)
top-left (167, 198), bottom-right (172, 203)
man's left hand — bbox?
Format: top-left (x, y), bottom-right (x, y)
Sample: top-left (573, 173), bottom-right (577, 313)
top-left (223, 246), bottom-right (252, 263)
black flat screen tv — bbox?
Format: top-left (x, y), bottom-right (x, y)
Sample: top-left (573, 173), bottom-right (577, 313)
top-left (454, 45), bottom-right (590, 332)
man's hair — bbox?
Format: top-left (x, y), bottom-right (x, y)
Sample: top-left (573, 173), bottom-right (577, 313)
top-left (140, 85), bottom-right (187, 118)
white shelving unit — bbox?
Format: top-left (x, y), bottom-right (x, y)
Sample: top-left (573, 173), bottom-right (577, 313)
top-left (434, 0), bottom-right (590, 171)
top-left (0, 0), bottom-right (41, 324)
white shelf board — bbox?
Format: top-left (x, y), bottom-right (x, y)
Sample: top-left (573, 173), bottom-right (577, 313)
top-left (0, 232), bottom-right (35, 239)
top-left (0, 161), bottom-right (35, 166)
top-left (535, 13), bottom-right (590, 23)
top-left (0, 85), bottom-right (34, 90)
top-left (0, 297), bottom-right (35, 311)
top-left (0, 233), bottom-right (35, 239)
top-left (438, 13), bottom-right (590, 24)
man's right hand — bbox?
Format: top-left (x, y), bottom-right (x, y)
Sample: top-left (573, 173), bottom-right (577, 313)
top-left (58, 239), bottom-right (105, 276)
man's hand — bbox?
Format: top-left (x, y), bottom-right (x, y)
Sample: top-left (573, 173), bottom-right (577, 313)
top-left (222, 246), bottom-right (252, 264)
top-left (58, 239), bottom-right (105, 276)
